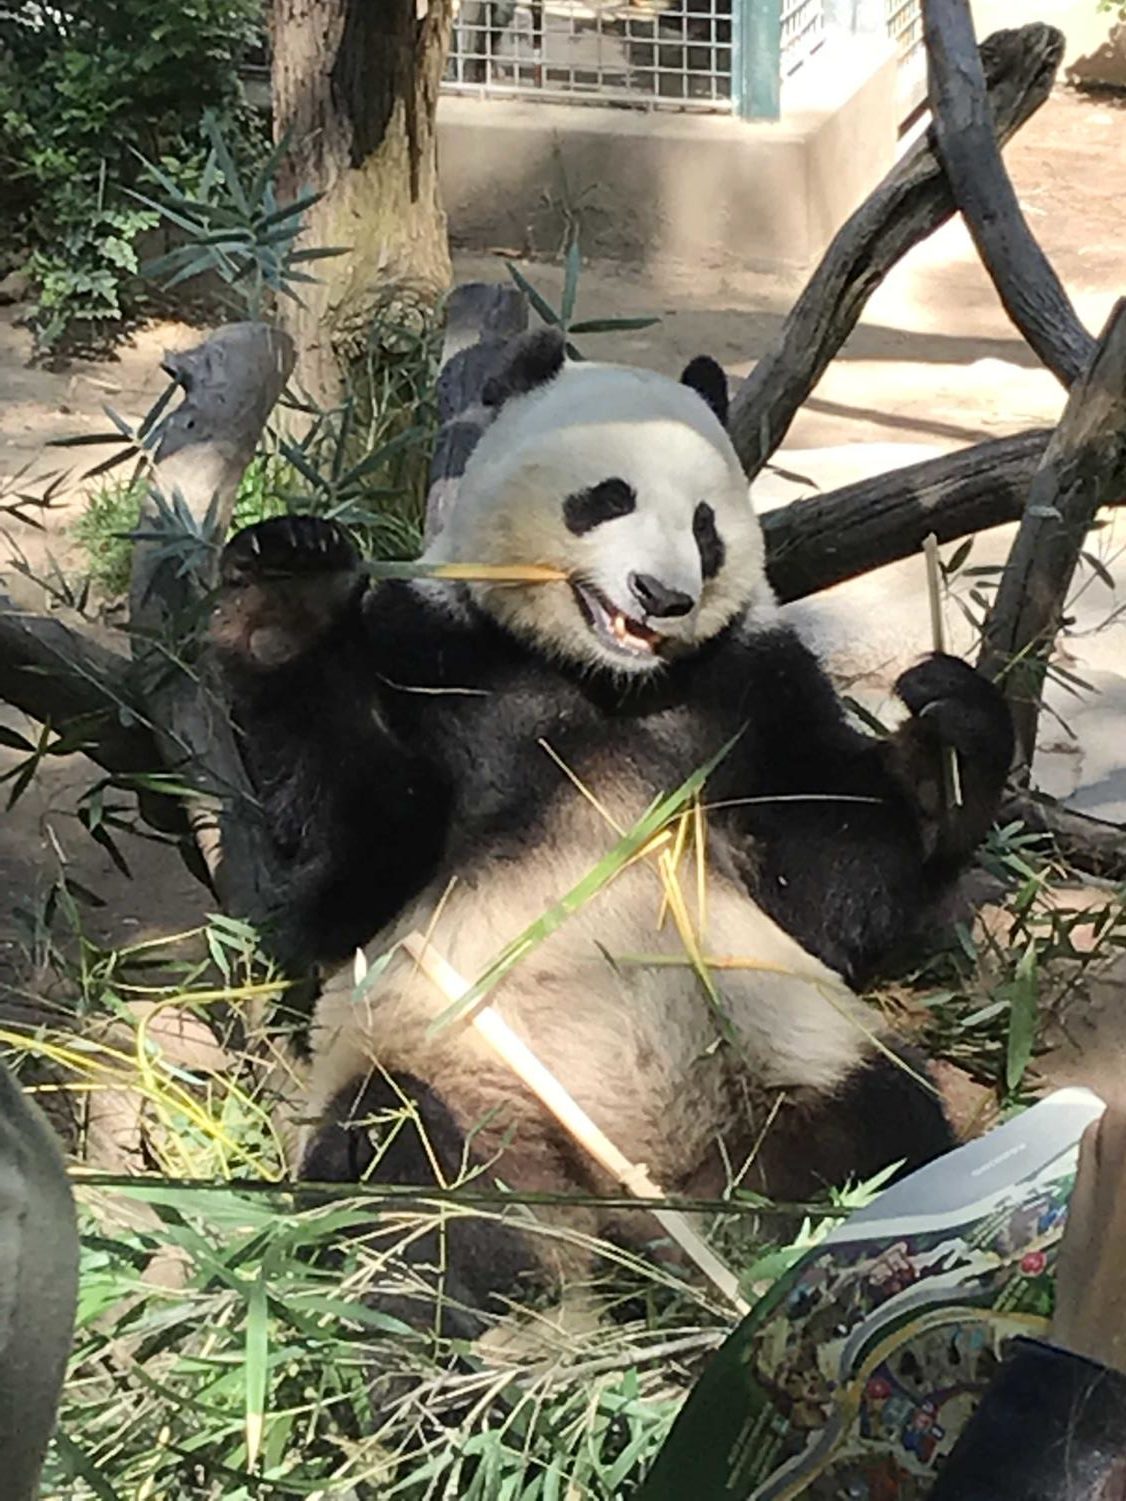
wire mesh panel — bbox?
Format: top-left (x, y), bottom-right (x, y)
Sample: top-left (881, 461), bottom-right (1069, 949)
top-left (886, 0), bottom-right (923, 60)
top-left (445, 1), bottom-right (735, 111)
top-left (779, 0), bottom-right (824, 73)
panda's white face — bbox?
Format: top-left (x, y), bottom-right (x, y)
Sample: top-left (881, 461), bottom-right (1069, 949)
top-left (425, 359), bottom-right (772, 675)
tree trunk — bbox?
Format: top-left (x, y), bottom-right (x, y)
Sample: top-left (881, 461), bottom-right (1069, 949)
top-left (269, 0), bottom-right (455, 407)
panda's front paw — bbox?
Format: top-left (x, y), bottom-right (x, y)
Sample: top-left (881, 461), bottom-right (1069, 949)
top-left (212, 516), bottom-right (365, 671)
top-left (220, 515), bottom-right (361, 588)
top-left (894, 653), bottom-right (1013, 772)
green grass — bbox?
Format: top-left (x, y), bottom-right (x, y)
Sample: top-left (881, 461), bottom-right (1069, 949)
top-left (71, 477), bottom-right (144, 599)
top-left (9, 809), bottom-right (1124, 1497)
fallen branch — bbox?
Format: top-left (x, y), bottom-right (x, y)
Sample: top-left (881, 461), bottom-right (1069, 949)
top-left (728, 23), bottom-right (1064, 479)
top-left (131, 322), bottom-right (296, 628)
top-left (979, 300), bottom-right (1126, 771)
top-left (0, 595), bottom-right (155, 776)
top-left (924, 0), bottom-right (1094, 387)
top-left (762, 429), bottom-right (1051, 601)
top-left (1004, 793), bottom-right (1126, 882)
top-left (125, 323), bottom-right (296, 914)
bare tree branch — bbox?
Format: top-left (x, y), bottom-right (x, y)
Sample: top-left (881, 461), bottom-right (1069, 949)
top-left (763, 429), bottom-right (1052, 602)
top-left (924, 0), bottom-right (1095, 388)
top-left (727, 23), bottom-right (1064, 479)
top-left (0, 595), bottom-right (155, 775)
top-left (979, 299), bottom-right (1126, 771)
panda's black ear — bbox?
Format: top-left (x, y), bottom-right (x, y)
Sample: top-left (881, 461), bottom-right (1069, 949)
top-left (680, 355), bottom-right (729, 426)
top-left (482, 327), bottom-right (566, 409)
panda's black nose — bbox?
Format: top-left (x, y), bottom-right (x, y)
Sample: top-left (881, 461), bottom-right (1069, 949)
top-left (628, 572), bottom-right (695, 619)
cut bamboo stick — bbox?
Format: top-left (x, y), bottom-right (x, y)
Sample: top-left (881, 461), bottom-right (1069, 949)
top-left (362, 560), bottom-right (567, 584)
top-left (399, 930), bottom-right (751, 1317)
top-left (922, 533), bottom-right (965, 808)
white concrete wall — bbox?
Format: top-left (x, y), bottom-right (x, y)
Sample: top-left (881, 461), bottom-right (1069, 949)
top-left (438, 33), bottom-right (899, 274)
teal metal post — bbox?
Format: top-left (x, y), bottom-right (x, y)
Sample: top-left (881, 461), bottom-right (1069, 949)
top-left (733, 0), bottom-right (782, 120)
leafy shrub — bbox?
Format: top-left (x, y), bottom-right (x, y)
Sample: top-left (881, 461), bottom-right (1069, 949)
top-left (73, 456), bottom-right (292, 602)
top-left (0, 0), bottom-right (264, 351)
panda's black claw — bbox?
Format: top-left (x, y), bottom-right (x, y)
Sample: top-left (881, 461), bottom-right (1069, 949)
top-left (220, 515), bottom-right (361, 587)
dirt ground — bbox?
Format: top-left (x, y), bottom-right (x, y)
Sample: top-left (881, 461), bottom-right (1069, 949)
top-left (1, 85), bottom-right (1124, 1087)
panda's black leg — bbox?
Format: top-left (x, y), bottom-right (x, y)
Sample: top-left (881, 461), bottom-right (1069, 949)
top-left (301, 1071), bottom-right (545, 1342)
top-left (752, 1048), bottom-right (955, 1206)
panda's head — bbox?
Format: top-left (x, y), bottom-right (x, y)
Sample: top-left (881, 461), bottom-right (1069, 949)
top-left (425, 328), bottom-right (771, 675)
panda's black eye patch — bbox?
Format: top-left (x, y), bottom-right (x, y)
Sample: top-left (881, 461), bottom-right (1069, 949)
top-left (694, 502), bottom-right (725, 580)
top-left (563, 478), bottom-right (637, 535)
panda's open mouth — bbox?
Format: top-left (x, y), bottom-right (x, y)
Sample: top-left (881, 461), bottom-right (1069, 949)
top-left (571, 581), bottom-right (663, 658)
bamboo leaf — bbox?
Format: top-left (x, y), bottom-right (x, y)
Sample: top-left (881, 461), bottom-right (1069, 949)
top-left (569, 316), bottom-right (662, 334)
top-left (561, 234), bottom-right (582, 328)
top-left (52, 1432), bottom-right (122, 1501)
top-left (427, 734), bottom-right (741, 1034)
top-left (0, 725), bottom-right (34, 752)
top-left (503, 261), bottom-right (561, 328)
top-left (244, 1261), bottom-right (269, 1469)
top-left (1005, 943), bottom-right (1039, 1093)
top-left (204, 111), bottom-right (250, 216)
top-left (289, 245), bottom-right (351, 263)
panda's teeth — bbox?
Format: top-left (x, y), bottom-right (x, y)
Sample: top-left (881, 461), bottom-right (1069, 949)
top-left (612, 613), bottom-right (628, 640)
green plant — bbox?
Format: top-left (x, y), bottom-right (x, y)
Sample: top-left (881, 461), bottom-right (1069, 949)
top-left (71, 457), bottom-right (293, 603)
top-left (504, 232), bottom-right (660, 360)
top-left (275, 315), bottom-right (442, 561)
top-left (0, 0), bottom-right (264, 350)
top-left (136, 112), bottom-right (347, 321)
top-left (70, 476), bottom-right (144, 598)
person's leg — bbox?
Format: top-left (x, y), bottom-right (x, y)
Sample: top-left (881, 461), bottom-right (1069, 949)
top-left (0, 1065), bottom-right (79, 1500)
top-left (1051, 1103), bottom-right (1126, 1376)
top-left (931, 1102), bottom-right (1126, 1499)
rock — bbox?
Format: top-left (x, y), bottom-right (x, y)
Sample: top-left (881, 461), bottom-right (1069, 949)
top-left (0, 268), bottom-right (31, 306)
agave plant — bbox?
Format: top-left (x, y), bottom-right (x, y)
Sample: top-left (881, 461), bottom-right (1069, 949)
top-left (132, 111), bottom-right (347, 320)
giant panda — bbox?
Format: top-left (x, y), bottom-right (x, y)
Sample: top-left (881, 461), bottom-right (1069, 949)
top-left (210, 328), bottom-right (1013, 1331)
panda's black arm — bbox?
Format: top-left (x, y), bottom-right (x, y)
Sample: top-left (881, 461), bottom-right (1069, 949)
top-left (210, 516), bottom-right (450, 968)
top-left (719, 632), bottom-right (1013, 985)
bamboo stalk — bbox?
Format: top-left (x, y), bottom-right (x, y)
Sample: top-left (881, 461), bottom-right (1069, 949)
top-left (362, 561), bottom-right (567, 584)
top-left (922, 533), bottom-right (965, 807)
top-left (400, 931), bottom-right (751, 1317)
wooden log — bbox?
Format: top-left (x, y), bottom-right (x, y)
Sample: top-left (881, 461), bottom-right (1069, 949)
top-left (979, 300), bottom-right (1126, 772)
top-left (924, 0), bottom-right (1094, 389)
top-left (425, 282), bottom-right (528, 543)
top-left (0, 595), bottom-right (156, 777)
top-left (727, 23), bottom-right (1064, 480)
top-left (124, 322), bottom-right (295, 913)
top-left (130, 323), bottom-right (295, 625)
top-left (763, 428), bottom-right (1051, 602)
top-left (1003, 794), bottom-right (1126, 883)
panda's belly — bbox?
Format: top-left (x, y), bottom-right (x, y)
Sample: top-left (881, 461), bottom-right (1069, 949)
top-left (308, 799), bottom-right (876, 1188)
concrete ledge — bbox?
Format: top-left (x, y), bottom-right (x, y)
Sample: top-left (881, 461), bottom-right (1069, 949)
top-left (438, 33), bottom-right (900, 274)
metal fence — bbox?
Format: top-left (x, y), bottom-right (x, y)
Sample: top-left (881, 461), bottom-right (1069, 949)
top-left (445, 2), bottom-right (738, 112)
top-left (442, 0), bottom-right (922, 122)
top-left (886, 0), bottom-right (923, 61)
top-left (779, 0), bottom-right (825, 75)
